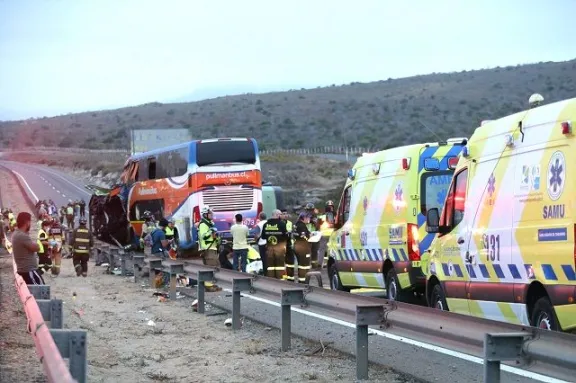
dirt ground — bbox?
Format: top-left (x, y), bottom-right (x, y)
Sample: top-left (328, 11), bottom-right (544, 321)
top-left (0, 168), bottom-right (413, 383)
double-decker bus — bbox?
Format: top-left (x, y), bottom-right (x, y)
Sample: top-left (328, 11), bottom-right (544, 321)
top-left (88, 138), bottom-right (262, 250)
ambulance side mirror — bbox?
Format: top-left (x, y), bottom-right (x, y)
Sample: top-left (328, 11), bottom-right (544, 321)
top-left (426, 208), bottom-right (440, 233)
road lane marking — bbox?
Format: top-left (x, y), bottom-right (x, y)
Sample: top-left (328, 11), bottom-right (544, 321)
top-left (12, 170), bottom-right (39, 203)
top-left (222, 289), bottom-right (568, 383)
top-left (24, 165), bottom-right (90, 196)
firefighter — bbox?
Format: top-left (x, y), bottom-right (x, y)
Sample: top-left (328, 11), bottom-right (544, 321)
top-left (281, 209), bottom-right (294, 280)
top-left (318, 200), bottom-right (336, 268)
top-left (8, 209), bottom-right (16, 231)
top-left (48, 216), bottom-right (65, 275)
top-left (261, 209), bottom-right (289, 279)
top-left (287, 212), bottom-right (312, 282)
top-left (304, 203), bottom-right (321, 269)
top-left (71, 218), bottom-right (92, 277)
top-left (37, 220), bottom-right (52, 274)
top-left (197, 206), bottom-right (221, 291)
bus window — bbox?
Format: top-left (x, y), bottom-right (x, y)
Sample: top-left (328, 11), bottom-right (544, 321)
top-left (138, 159), bottom-right (148, 181)
top-left (196, 140), bottom-right (256, 166)
top-left (148, 157), bottom-right (157, 179)
top-left (157, 147), bottom-right (189, 178)
top-left (129, 199), bottom-right (165, 221)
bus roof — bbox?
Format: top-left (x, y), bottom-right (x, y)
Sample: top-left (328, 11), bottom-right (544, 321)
top-left (126, 137), bottom-right (256, 163)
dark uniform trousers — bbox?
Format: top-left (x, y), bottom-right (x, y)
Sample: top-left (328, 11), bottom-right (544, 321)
top-left (286, 239), bottom-right (312, 282)
top-left (266, 241), bottom-right (288, 280)
top-left (37, 229), bottom-right (52, 274)
top-left (73, 228), bottom-right (90, 276)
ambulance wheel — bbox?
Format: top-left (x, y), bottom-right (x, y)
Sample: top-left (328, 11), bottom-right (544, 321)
top-left (430, 283), bottom-right (449, 311)
top-left (330, 265), bottom-right (349, 292)
top-left (531, 297), bottom-right (559, 331)
top-left (386, 269), bottom-right (409, 302)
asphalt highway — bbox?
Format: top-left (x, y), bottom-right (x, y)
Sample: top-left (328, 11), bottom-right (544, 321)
top-left (0, 161), bottom-right (92, 207)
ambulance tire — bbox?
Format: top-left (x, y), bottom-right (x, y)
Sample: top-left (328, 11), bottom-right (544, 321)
top-left (430, 283), bottom-right (449, 312)
top-left (330, 265), bottom-right (350, 292)
top-left (386, 269), bottom-right (410, 302)
top-left (531, 297), bottom-right (559, 331)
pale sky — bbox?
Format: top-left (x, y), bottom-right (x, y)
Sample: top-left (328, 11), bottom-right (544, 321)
top-left (1, 0), bottom-right (575, 120)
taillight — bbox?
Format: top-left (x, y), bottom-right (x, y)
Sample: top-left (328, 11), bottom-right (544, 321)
top-left (407, 223), bottom-right (420, 261)
top-left (193, 206), bottom-right (200, 223)
top-left (402, 158), bottom-right (411, 170)
top-left (561, 121), bottom-right (572, 135)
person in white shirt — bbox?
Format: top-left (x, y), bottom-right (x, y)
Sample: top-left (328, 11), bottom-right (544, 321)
top-left (254, 212), bottom-right (267, 274)
top-left (230, 214), bottom-right (250, 272)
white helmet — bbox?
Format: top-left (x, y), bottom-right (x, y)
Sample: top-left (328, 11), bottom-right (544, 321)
top-left (201, 206), bottom-right (213, 215)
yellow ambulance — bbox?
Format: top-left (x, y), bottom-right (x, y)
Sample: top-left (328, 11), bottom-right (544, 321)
top-left (425, 96), bottom-right (576, 331)
top-left (327, 139), bottom-right (466, 301)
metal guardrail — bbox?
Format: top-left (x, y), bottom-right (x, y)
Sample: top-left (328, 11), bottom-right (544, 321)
top-left (96, 241), bottom-right (576, 383)
top-left (0, 165), bottom-right (88, 383)
top-left (11, 259), bottom-right (87, 383)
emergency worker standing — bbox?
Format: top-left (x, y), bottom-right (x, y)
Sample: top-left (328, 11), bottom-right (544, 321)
top-left (197, 206), bottom-right (221, 291)
top-left (48, 217), bottom-right (65, 275)
top-left (65, 203), bottom-right (74, 229)
top-left (304, 203), bottom-right (321, 269)
top-left (318, 200), bottom-right (336, 268)
top-left (287, 213), bottom-right (312, 282)
top-left (79, 199), bottom-right (86, 218)
top-left (37, 220), bottom-right (52, 273)
top-left (261, 209), bottom-right (289, 279)
top-left (71, 218), bottom-right (92, 277)
top-left (59, 206), bottom-right (66, 225)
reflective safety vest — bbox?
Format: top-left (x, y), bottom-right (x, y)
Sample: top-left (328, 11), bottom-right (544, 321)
top-left (37, 229), bottom-right (47, 253)
top-left (285, 221), bottom-right (294, 246)
top-left (66, 206), bottom-right (74, 215)
top-left (198, 219), bottom-right (218, 250)
top-left (73, 227), bottom-right (90, 254)
top-left (165, 226), bottom-right (174, 237)
top-left (247, 246), bottom-right (260, 260)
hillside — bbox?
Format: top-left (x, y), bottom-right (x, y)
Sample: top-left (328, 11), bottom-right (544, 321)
top-left (1, 59), bottom-right (575, 151)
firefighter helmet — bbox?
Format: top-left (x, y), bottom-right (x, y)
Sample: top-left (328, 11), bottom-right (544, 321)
top-left (201, 206), bottom-right (213, 216)
top-left (79, 218), bottom-right (87, 225)
top-left (325, 200), bottom-right (334, 207)
top-left (305, 202), bottom-right (315, 210)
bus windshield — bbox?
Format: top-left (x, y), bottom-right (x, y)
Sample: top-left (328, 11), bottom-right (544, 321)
top-left (196, 140), bottom-right (256, 166)
top-left (420, 170), bottom-right (454, 215)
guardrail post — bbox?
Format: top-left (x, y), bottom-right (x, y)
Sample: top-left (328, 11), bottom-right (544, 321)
top-left (483, 333), bottom-right (527, 383)
top-left (232, 278), bottom-right (252, 330)
top-left (109, 247), bottom-right (119, 269)
top-left (280, 288), bottom-right (305, 351)
top-left (27, 285), bottom-right (50, 300)
top-left (50, 329), bottom-right (88, 383)
top-left (133, 255), bottom-right (145, 283)
top-left (37, 299), bottom-right (64, 329)
top-left (118, 249), bottom-right (127, 276)
top-left (304, 271), bottom-right (323, 287)
top-left (355, 305), bottom-right (385, 380)
top-left (168, 263), bottom-right (184, 300)
top-left (148, 259), bottom-right (163, 287)
top-left (196, 270), bottom-right (214, 314)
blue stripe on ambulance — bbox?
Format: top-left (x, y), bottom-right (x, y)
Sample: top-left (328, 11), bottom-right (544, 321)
top-left (418, 146), bottom-right (440, 173)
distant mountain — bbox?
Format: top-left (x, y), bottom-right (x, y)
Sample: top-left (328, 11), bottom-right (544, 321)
top-left (1, 59), bottom-right (575, 151)
top-left (167, 84), bottom-right (311, 103)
